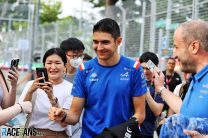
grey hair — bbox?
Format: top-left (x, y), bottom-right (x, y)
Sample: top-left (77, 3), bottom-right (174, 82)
top-left (179, 19), bottom-right (208, 51)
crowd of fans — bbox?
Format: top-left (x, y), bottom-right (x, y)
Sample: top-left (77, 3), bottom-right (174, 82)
top-left (0, 18), bottom-right (208, 138)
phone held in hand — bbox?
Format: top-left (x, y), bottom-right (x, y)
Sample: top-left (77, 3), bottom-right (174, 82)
top-left (10, 58), bottom-right (19, 70)
top-left (146, 60), bottom-right (160, 73)
top-left (36, 68), bottom-right (49, 83)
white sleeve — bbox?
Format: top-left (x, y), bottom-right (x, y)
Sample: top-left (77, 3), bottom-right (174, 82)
top-left (62, 82), bottom-right (73, 109)
top-left (173, 83), bottom-right (183, 96)
top-left (18, 81), bottom-right (34, 102)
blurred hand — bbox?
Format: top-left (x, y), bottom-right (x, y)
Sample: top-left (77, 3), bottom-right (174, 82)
top-left (183, 130), bottom-right (207, 138)
top-left (8, 67), bottom-right (19, 87)
top-left (27, 77), bottom-right (45, 94)
top-left (18, 101), bottom-right (32, 114)
top-left (39, 81), bottom-right (54, 100)
top-left (48, 107), bottom-right (65, 121)
top-left (153, 70), bottom-right (165, 92)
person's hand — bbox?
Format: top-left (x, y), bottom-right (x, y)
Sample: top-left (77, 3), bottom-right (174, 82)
top-left (27, 77), bottom-right (45, 94)
top-left (183, 130), bottom-right (207, 138)
top-left (153, 70), bottom-right (165, 92)
top-left (39, 81), bottom-right (54, 100)
top-left (18, 101), bottom-right (32, 114)
top-left (8, 67), bottom-right (19, 88)
top-left (48, 107), bottom-right (65, 121)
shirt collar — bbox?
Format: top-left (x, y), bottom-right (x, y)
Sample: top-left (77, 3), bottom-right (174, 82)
top-left (194, 64), bottom-right (208, 81)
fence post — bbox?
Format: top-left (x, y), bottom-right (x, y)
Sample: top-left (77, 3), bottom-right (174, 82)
top-left (139, 0), bottom-right (146, 56)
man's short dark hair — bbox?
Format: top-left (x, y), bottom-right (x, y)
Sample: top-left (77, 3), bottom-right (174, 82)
top-left (60, 37), bottom-right (85, 52)
top-left (139, 51), bottom-right (159, 66)
top-left (167, 57), bottom-right (176, 62)
top-left (93, 18), bottom-right (121, 40)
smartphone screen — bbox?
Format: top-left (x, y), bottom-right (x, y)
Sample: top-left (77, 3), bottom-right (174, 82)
top-left (10, 58), bottom-right (19, 70)
top-left (146, 60), bottom-right (160, 73)
top-left (36, 68), bottom-right (49, 83)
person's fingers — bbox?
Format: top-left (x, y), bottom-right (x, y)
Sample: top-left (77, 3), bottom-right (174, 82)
top-left (183, 129), bottom-right (199, 137)
top-left (55, 108), bottom-right (64, 116)
top-left (48, 107), bottom-right (63, 121)
top-left (48, 107), bottom-right (57, 120)
top-left (45, 81), bottom-right (53, 87)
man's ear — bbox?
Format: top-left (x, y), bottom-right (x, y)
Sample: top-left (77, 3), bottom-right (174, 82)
top-left (191, 41), bottom-right (200, 54)
top-left (116, 37), bottom-right (122, 46)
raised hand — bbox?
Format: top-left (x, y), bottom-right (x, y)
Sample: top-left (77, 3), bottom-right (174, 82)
top-left (8, 67), bottom-right (19, 88)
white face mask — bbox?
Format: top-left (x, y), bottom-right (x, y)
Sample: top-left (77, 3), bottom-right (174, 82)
top-left (69, 57), bottom-right (83, 68)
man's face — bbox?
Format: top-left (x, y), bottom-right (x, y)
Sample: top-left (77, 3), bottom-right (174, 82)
top-left (141, 63), bottom-right (153, 81)
top-left (166, 58), bottom-right (176, 72)
top-left (173, 28), bottom-right (194, 73)
top-left (93, 32), bottom-right (121, 61)
top-left (66, 50), bottom-right (83, 61)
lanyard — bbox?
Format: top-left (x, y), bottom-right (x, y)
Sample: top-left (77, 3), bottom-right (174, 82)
top-left (165, 74), bottom-right (173, 90)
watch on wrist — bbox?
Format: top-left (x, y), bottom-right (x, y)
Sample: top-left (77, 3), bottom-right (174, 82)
top-left (61, 111), bottom-right (67, 122)
top-left (17, 103), bottom-right (23, 113)
top-left (158, 86), bottom-right (166, 95)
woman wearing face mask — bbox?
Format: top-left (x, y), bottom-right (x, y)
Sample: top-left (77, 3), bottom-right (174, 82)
top-left (60, 37), bottom-right (85, 83)
top-left (19, 48), bottom-right (73, 138)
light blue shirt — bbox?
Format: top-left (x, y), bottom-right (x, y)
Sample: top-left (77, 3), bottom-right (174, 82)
top-left (180, 64), bottom-right (208, 118)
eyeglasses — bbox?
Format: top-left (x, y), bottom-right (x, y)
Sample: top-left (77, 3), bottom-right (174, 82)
top-left (168, 62), bottom-right (175, 65)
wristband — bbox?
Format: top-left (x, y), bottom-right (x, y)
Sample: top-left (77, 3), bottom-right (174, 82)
top-left (17, 103), bottom-right (23, 113)
top-left (158, 86), bottom-right (166, 95)
top-left (61, 111), bottom-right (67, 122)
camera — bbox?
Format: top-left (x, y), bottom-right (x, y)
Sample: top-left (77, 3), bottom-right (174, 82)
top-left (36, 68), bottom-right (49, 83)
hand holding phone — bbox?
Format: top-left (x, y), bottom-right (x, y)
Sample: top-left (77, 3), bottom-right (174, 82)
top-left (146, 60), bottom-right (160, 73)
top-left (36, 68), bottom-right (49, 83)
top-left (10, 58), bottom-right (19, 70)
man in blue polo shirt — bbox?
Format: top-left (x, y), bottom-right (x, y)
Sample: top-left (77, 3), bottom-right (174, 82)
top-left (48, 18), bottom-right (147, 138)
top-left (153, 20), bottom-right (208, 137)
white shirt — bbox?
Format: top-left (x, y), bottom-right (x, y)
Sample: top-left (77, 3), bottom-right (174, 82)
top-left (173, 83), bottom-right (183, 96)
top-left (19, 80), bottom-right (73, 133)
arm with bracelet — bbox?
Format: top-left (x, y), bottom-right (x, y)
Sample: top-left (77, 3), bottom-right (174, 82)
top-left (48, 97), bottom-right (85, 126)
top-left (153, 70), bottom-right (182, 113)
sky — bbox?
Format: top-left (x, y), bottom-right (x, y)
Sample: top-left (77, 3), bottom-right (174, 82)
top-left (59, 0), bottom-right (94, 18)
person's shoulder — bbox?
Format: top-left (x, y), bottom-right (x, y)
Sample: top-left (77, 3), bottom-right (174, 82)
top-left (62, 80), bottom-right (73, 87)
top-left (78, 58), bottom-right (96, 71)
top-left (121, 56), bottom-right (141, 70)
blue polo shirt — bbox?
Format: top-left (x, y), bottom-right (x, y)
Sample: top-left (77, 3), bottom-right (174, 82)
top-left (180, 64), bottom-right (208, 118)
top-left (72, 56), bottom-right (147, 138)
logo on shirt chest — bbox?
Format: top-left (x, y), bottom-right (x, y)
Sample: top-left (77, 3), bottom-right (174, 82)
top-left (120, 72), bottom-right (130, 81)
top-left (89, 73), bottom-right (99, 82)
top-left (202, 84), bottom-right (208, 89)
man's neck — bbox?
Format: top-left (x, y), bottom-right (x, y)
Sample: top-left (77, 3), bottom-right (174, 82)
top-left (98, 53), bottom-right (120, 66)
top-left (166, 70), bottom-right (174, 76)
top-left (66, 66), bottom-right (76, 75)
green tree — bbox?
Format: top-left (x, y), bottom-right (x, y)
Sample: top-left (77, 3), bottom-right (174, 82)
top-left (40, 1), bottom-right (61, 24)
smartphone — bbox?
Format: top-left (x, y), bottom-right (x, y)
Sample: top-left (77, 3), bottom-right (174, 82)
top-left (36, 68), bottom-right (49, 83)
top-left (146, 60), bottom-right (160, 73)
top-left (10, 58), bottom-right (19, 70)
